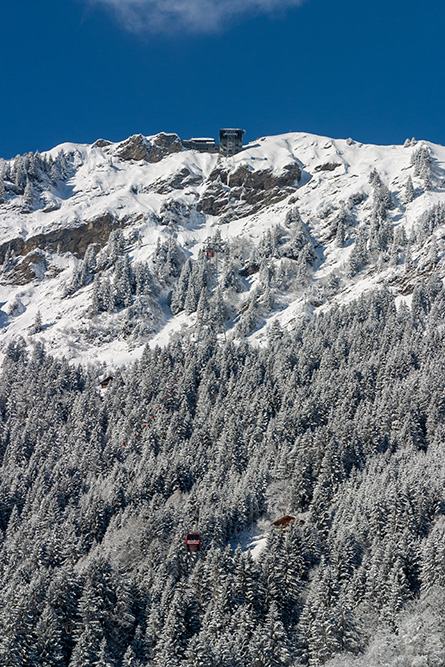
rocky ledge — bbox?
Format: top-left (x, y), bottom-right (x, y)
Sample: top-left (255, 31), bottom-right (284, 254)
top-left (0, 212), bottom-right (127, 284)
top-left (197, 162), bottom-right (301, 219)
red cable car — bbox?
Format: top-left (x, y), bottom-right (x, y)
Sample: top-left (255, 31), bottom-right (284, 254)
top-left (205, 247), bottom-right (214, 258)
top-left (185, 533), bottom-right (201, 553)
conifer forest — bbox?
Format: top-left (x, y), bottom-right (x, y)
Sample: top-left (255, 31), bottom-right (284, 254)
top-left (0, 281), bottom-right (444, 665)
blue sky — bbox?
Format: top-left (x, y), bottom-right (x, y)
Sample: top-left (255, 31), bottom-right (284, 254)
top-left (0, 0), bottom-right (444, 158)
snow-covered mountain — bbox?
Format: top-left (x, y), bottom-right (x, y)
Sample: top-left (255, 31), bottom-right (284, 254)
top-left (1, 130), bottom-right (444, 369)
top-left (1, 130), bottom-right (445, 666)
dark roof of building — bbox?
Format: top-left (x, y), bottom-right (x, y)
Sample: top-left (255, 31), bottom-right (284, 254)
top-left (272, 515), bottom-right (296, 526)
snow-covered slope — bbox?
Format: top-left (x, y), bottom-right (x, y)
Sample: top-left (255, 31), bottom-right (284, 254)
top-left (0, 131), bottom-right (444, 368)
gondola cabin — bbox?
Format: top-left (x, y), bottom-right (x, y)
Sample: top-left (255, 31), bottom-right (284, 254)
top-left (185, 533), bottom-right (201, 553)
top-left (206, 248), bottom-right (214, 258)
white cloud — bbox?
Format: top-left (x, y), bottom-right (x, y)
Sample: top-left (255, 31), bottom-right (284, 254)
top-left (86, 0), bottom-right (305, 34)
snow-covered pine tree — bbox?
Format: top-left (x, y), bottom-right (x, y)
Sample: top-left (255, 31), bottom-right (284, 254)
top-left (22, 179), bottom-right (34, 212)
top-left (31, 310), bottom-right (43, 334)
top-left (411, 144), bottom-right (432, 190)
top-left (404, 175), bottom-right (415, 203)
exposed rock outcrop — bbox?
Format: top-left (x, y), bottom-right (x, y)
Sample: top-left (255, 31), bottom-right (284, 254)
top-left (92, 138), bottom-right (112, 149)
top-left (0, 212), bottom-right (120, 268)
top-left (197, 162), bottom-right (301, 219)
top-left (115, 133), bottom-right (182, 163)
top-left (152, 167), bottom-right (203, 195)
top-left (6, 251), bottom-right (47, 285)
top-left (0, 212), bottom-right (132, 284)
top-left (158, 199), bottom-right (204, 226)
top-left (314, 162), bottom-right (341, 172)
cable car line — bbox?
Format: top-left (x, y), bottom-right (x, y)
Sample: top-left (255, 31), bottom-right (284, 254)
top-left (119, 240), bottom-right (223, 552)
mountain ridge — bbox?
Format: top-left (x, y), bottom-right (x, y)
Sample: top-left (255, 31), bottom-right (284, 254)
top-left (0, 130), bottom-right (444, 369)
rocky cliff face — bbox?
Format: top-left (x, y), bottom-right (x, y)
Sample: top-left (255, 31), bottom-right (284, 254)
top-left (115, 133), bottom-right (182, 162)
top-left (198, 163), bottom-right (301, 218)
top-left (0, 212), bottom-right (121, 266)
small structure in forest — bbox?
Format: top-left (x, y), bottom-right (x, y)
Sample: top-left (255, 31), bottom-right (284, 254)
top-left (100, 376), bottom-right (114, 389)
top-left (272, 515), bottom-right (296, 531)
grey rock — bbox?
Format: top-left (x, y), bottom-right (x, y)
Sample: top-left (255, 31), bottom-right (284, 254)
top-left (116, 133), bottom-right (182, 163)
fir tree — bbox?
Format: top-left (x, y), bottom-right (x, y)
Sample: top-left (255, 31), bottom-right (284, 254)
top-left (32, 310), bottom-right (43, 334)
top-left (22, 179), bottom-right (34, 211)
top-left (404, 175), bottom-right (415, 203)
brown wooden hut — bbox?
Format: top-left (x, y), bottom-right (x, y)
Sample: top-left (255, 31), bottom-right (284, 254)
top-left (272, 515), bottom-right (296, 531)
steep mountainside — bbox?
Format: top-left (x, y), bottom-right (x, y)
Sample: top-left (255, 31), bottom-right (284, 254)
top-left (1, 131), bottom-right (444, 368)
top-left (0, 132), bottom-right (444, 665)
